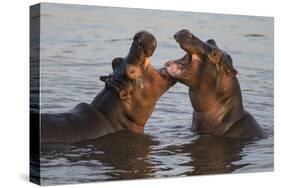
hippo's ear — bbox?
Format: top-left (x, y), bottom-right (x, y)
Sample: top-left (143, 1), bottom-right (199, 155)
top-left (223, 53), bottom-right (237, 76)
top-left (226, 54), bottom-right (233, 65)
top-left (119, 88), bottom-right (133, 100)
top-left (112, 57), bottom-right (124, 70)
top-left (208, 48), bottom-right (222, 64)
top-left (206, 39), bottom-right (218, 47)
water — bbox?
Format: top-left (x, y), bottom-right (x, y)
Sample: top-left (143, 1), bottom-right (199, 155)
top-left (35, 3), bottom-right (273, 185)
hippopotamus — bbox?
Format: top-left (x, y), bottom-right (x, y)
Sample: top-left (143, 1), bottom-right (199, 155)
top-left (40, 31), bottom-right (175, 144)
top-left (164, 29), bottom-right (267, 139)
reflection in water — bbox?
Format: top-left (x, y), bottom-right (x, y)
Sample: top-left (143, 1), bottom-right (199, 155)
top-left (41, 131), bottom-right (159, 183)
top-left (76, 131), bottom-right (159, 180)
top-left (163, 135), bottom-right (252, 175)
top-left (41, 132), bottom-right (255, 184)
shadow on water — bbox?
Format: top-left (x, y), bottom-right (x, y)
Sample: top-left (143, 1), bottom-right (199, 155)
top-left (163, 135), bottom-right (253, 175)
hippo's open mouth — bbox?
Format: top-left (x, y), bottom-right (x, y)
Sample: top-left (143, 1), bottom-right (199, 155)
top-left (164, 52), bottom-right (192, 77)
top-left (179, 53), bottom-right (192, 65)
top-left (174, 31), bottom-right (194, 66)
top-left (163, 29), bottom-right (205, 79)
top-left (163, 44), bottom-right (192, 79)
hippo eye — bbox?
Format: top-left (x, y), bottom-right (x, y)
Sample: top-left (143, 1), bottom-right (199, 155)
top-left (212, 51), bottom-right (218, 58)
top-left (211, 49), bottom-right (221, 59)
top-left (208, 48), bottom-right (221, 64)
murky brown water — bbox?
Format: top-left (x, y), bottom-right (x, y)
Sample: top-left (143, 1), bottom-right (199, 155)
top-left (32, 3), bottom-right (273, 185)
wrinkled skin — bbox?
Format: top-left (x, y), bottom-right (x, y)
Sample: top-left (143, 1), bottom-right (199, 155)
top-left (165, 29), bottom-right (267, 139)
top-left (40, 31), bottom-right (175, 144)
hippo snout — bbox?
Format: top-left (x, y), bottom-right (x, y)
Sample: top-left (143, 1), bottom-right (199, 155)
top-left (174, 29), bottom-right (193, 42)
top-left (133, 31), bottom-right (157, 57)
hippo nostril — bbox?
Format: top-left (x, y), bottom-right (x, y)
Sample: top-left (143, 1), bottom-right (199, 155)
top-left (189, 33), bottom-right (195, 41)
top-left (137, 37), bottom-right (142, 45)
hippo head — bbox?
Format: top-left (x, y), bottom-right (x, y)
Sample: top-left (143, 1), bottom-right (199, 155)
top-left (165, 29), bottom-right (236, 90)
top-left (100, 31), bottom-right (157, 98)
top-left (97, 31), bottom-right (175, 132)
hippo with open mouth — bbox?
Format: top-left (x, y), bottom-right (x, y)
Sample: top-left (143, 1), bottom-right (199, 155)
top-left (40, 31), bottom-right (175, 144)
top-left (164, 29), bottom-right (267, 139)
